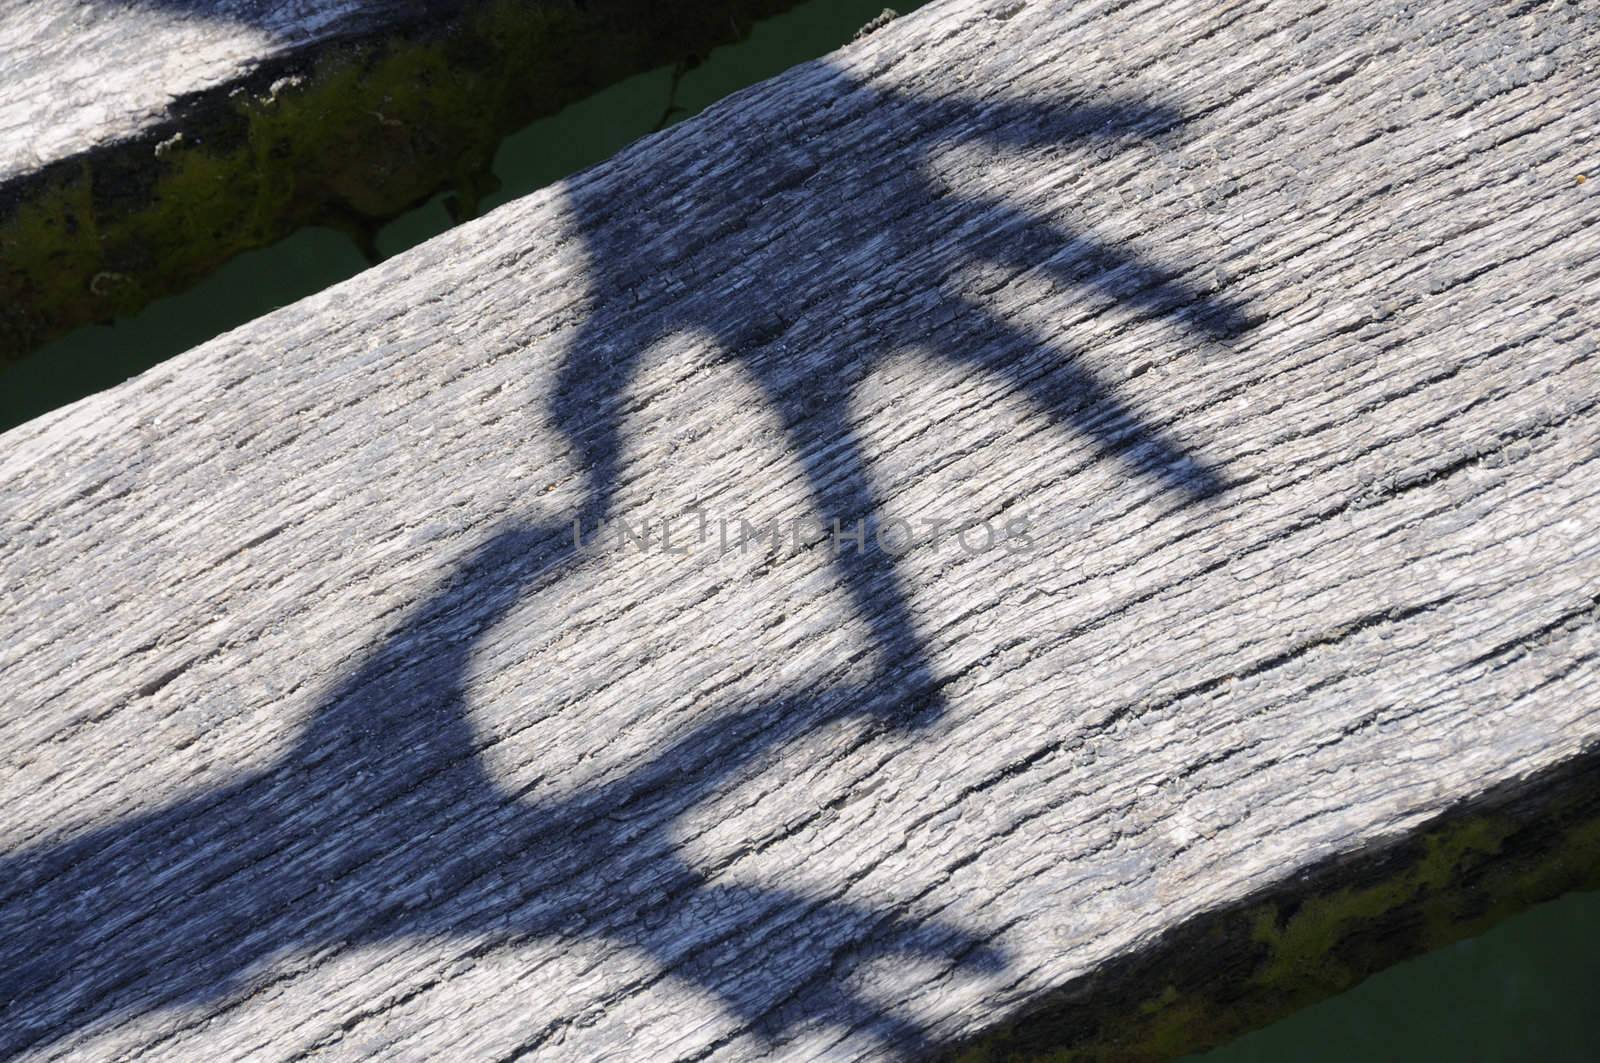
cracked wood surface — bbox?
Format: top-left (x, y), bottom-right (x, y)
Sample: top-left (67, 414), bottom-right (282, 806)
top-left (2, 0), bottom-right (398, 186)
top-left (0, 0), bottom-right (766, 187)
top-left (2, 0), bottom-right (1599, 1059)
top-left (0, 0), bottom-right (804, 359)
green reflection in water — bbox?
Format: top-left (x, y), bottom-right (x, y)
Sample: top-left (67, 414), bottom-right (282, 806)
top-left (0, 228), bottom-right (368, 431)
top-left (2, 2), bottom-right (1595, 1060)
top-left (0, 0), bottom-right (912, 432)
top-left (1185, 888), bottom-right (1599, 1062)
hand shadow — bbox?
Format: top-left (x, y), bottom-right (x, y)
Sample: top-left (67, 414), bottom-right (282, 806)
top-left (0, 525), bottom-right (1003, 1058)
top-left (551, 60), bottom-right (1250, 721)
top-left (1, 60), bottom-right (1251, 1058)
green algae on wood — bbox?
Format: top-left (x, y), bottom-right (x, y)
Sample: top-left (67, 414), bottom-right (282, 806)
top-left (0, 0), bottom-right (801, 364)
top-left (947, 759), bottom-right (1600, 1062)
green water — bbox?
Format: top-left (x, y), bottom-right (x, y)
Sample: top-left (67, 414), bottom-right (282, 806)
top-left (3, 0), bottom-right (1595, 1056)
top-left (1, 0), bottom-right (913, 430)
top-left (1192, 889), bottom-right (1599, 1062)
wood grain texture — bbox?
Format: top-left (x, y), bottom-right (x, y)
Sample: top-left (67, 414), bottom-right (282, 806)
top-left (2, 0), bottom-right (1599, 1059)
top-left (2, 0), bottom-right (395, 187)
top-left (0, 0), bottom-right (790, 186)
top-left (0, 0), bottom-right (802, 359)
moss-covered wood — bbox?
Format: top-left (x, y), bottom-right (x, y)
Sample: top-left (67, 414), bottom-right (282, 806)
top-left (1, 0), bottom-right (1597, 1058)
top-left (949, 752), bottom-right (1600, 1061)
top-left (0, 0), bottom-right (802, 363)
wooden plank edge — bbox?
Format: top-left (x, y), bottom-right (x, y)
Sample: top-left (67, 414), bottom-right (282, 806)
top-left (0, 0), bottom-right (805, 364)
top-left (948, 740), bottom-right (1600, 1060)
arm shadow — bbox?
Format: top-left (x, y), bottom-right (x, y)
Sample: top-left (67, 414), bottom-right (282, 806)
top-left (2, 60), bottom-right (1255, 1058)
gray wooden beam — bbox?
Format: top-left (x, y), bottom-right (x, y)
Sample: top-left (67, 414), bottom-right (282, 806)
top-left (0, 0), bottom-right (806, 362)
top-left (2, 0), bottom-right (1598, 1058)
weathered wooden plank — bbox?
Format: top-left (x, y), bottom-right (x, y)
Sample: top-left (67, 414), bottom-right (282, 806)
top-left (0, 0), bottom-right (805, 362)
top-left (2, 0), bottom-right (1599, 1059)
